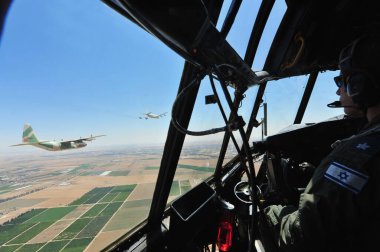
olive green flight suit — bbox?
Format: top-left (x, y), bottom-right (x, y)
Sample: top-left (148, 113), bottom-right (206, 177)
top-left (264, 117), bottom-right (380, 252)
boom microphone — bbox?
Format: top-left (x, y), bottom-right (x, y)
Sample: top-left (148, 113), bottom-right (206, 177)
top-left (327, 101), bottom-right (342, 108)
top-left (327, 101), bottom-right (358, 108)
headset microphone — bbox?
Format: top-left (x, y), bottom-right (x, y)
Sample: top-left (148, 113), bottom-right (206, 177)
top-left (327, 101), bottom-right (358, 108)
top-left (327, 101), bottom-right (342, 108)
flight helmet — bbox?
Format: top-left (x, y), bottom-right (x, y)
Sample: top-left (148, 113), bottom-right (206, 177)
top-left (338, 34), bottom-right (380, 108)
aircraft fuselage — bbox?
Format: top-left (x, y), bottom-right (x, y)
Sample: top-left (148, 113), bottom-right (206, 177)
top-left (147, 114), bottom-right (160, 119)
top-left (31, 141), bottom-right (87, 151)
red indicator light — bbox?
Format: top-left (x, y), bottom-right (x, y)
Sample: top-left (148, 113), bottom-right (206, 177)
top-left (217, 220), bottom-right (233, 251)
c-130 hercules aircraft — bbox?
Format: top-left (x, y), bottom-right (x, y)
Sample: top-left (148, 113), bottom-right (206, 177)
top-left (10, 124), bottom-right (105, 151)
top-left (139, 112), bottom-right (168, 120)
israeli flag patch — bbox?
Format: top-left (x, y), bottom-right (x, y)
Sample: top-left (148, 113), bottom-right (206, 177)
top-left (324, 162), bottom-right (368, 194)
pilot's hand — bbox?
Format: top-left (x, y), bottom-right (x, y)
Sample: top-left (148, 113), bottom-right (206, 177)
top-left (264, 204), bottom-right (297, 230)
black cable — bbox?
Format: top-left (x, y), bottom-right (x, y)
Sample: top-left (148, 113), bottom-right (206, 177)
top-left (171, 72), bottom-right (228, 136)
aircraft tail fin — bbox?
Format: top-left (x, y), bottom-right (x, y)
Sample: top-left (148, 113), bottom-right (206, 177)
top-left (22, 124), bottom-right (39, 143)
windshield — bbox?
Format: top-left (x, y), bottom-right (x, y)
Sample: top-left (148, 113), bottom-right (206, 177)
top-left (0, 1), bottom-right (182, 251)
top-left (0, 1), bottom-right (345, 251)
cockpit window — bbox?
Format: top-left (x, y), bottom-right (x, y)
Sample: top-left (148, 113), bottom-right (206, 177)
top-left (0, 1), bottom-right (181, 251)
top-left (255, 71), bottom-right (344, 138)
top-left (169, 0), bottom-right (287, 202)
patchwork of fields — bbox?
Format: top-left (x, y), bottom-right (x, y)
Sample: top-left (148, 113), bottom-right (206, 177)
top-left (0, 185), bottom-right (136, 252)
top-left (0, 179), bottom-right (195, 252)
top-left (0, 144), bottom-right (222, 251)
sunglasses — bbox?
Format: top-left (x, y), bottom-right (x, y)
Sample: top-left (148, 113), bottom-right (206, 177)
top-left (334, 74), bottom-right (347, 90)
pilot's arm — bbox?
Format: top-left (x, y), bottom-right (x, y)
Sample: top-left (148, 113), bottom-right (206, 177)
top-left (263, 150), bottom-right (380, 252)
top-left (264, 193), bottom-right (326, 252)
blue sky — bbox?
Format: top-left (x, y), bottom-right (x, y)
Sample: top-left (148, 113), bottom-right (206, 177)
top-left (0, 1), bottom-right (342, 153)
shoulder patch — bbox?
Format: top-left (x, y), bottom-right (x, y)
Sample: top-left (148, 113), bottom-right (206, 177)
top-left (348, 133), bottom-right (380, 154)
top-left (324, 162), bottom-right (368, 194)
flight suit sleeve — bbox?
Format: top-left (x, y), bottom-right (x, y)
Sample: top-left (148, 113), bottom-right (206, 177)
top-left (264, 193), bottom-right (325, 252)
top-left (276, 193), bottom-right (326, 252)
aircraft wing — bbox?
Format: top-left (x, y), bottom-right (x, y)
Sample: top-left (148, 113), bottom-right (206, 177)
top-left (70, 134), bottom-right (106, 143)
top-left (159, 112), bottom-right (167, 117)
top-left (10, 143), bottom-right (34, 147)
top-left (81, 134), bottom-right (106, 142)
top-left (10, 140), bottom-right (50, 147)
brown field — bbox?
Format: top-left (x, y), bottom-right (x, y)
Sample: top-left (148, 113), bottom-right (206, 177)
top-left (63, 205), bottom-right (93, 219)
top-left (86, 230), bottom-right (126, 252)
top-left (28, 219), bottom-right (74, 243)
top-left (127, 182), bottom-right (155, 200)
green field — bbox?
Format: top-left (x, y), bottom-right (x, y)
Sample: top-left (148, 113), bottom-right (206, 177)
top-left (0, 184), bottom-right (137, 252)
top-left (180, 180), bottom-right (191, 194)
top-left (99, 202), bottom-right (123, 217)
top-left (63, 238), bottom-right (92, 252)
top-left (10, 222), bottom-right (54, 244)
top-left (0, 222), bottom-right (35, 245)
top-left (15, 243), bottom-right (45, 252)
top-left (69, 187), bottom-right (113, 206)
top-left (169, 180), bottom-right (192, 196)
top-left (169, 181), bottom-right (180, 196)
top-left (76, 215), bottom-right (112, 238)
top-left (144, 166), bottom-right (159, 170)
top-left (84, 187), bottom-right (114, 204)
top-left (25, 206), bottom-right (76, 223)
top-left (79, 171), bottom-right (104, 176)
top-left (0, 185), bottom-right (14, 195)
top-left (5, 209), bottom-right (46, 225)
top-left (39, 240), bottom-right (69, 252)
top-left (68, 164), bottom-right (92, 175)
top-left (99, 192), bottom-right (118, 203)
top-left (81, 203), bottom-right (108, 218)
top-left (109, 170), bottom-right (130, 176)
top-left (0, 245), bottom-right (21, 252)
top-left (177, 164), bottom-right (215, 172)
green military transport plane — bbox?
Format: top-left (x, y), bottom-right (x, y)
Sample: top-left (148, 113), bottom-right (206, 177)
top-left (10, 124), bottom-right (105, 151)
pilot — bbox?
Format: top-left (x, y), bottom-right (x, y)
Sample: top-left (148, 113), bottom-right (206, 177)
top-left (263, 34), bottom-right (380, 252)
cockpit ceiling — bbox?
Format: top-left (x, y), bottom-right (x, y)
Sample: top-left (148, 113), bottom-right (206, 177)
top-left (104, 0), bottom-right (380, 80)
top-left (266, 0), bottom-right (380, 78)
top-left (103, 0), bottom-right (225, 66)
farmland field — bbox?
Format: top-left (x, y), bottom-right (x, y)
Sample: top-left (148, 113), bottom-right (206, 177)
top-left (0, 181), bottom-right (191, 251)
top-left (0, 185), bottom-right (134, 251)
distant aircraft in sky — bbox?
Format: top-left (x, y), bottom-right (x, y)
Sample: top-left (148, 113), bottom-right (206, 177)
top-left (139, 112), bottom-right (167, 120)
top-left (10, 124), bottom-right (105, 151)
